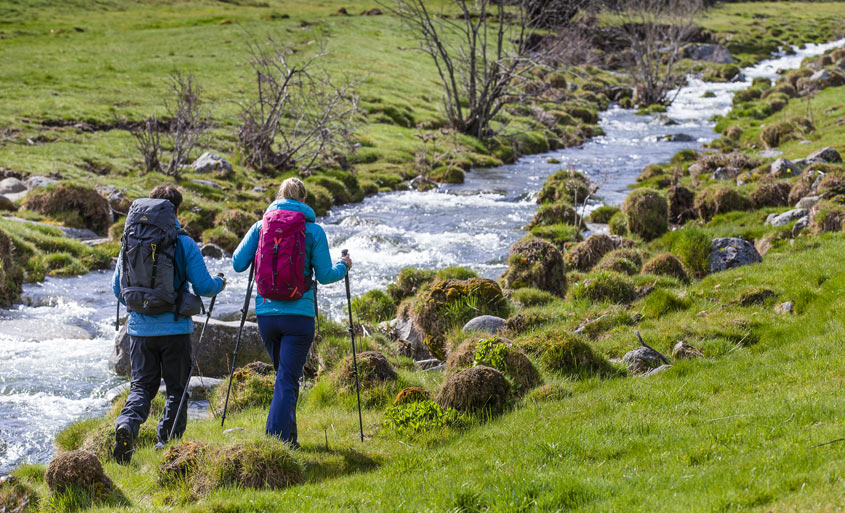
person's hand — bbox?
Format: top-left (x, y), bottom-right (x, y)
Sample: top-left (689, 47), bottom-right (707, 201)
top-left (341, 253), bottom-right (352, 270)
top-left (218, 274), bottom-right (227, 292)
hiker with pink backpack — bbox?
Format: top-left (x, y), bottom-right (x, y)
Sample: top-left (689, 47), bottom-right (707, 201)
top-left (231, 177), bottom-right (351, 447)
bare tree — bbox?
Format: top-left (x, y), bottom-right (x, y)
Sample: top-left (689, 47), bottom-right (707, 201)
top-left (164, 72), bottom-right (212, 179)
top-left (608, 0), bottom-right (702, 106)
top-left (129, 114), bottom-right (162, 175)
top-left (238, 35), bottom-right (359, 175)
top-left (386, 0), bottom-right (543, 140)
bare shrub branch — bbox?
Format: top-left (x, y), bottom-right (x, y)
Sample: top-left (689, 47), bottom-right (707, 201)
top-left (164, 71), bottom-right (212, 179)
top-left (125, 113), bottom-right (162, 175)
top-left (238, 35), bottom-right (360, 175)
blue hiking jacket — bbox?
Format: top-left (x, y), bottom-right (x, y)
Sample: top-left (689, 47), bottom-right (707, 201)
top-left (232, 199), bottom-right (347, 318)
top-left (113, 226), bottom-right (225, 337)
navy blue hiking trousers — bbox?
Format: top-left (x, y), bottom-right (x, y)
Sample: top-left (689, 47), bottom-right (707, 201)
top-left (115, 334), bottom-right (192, 444)
top-left (257, 315), bottom-right (315, 443)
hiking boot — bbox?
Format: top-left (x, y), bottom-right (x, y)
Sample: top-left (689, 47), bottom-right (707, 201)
top-left (113, 424), bottom-right (134, 464)
top-left (155, 441), bottom-right (167, 452)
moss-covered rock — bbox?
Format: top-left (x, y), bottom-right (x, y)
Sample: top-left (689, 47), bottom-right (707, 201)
top-left (595, 248), bottom-right (643, 275)
top-left (750, 181), bottom-right (791, 208)
top-left (527, 202), bottom-right (581, 228)
top-left (810, 200), bottom-right (845, 234)
top-left (500, 237), bottom-right (566, 297)
top-left (537, 170), bottom-right (592, 205)
top-left (566, 233), bottom-right (635, 272)
top-left (608, 211), bottom-right (627, 236)
top-left (587, 205), bottom-right (620, 223)
top-left (539, 331), bottom-right (614, 378)
top-left (215, 209), bottom-right (256, 238)
top-left (22, 184), bottom-right (111, 234)
top-left (694, 186), bottom-right (753, 221)
top-left (398, 278), bottom-right (509, 360)
top-left (335, 351), bottom-right (397, 388)
top-left (445, 337), bottom-right (540, 393)
top-left (570, 270), bottom-right (637, 304)
top-left (211, 363), bottom-right (275, 414)
top-left (387, 267), bottom-right (436, 303)
top-left (305, 183), bottom-right (333, 217)
top-left (641, 253), bottom-right (689, 282)
top-left (201, 226), bottom-right (239, 253)
top-left (529, 223), bottom-right (581, 249)
top-left (622, 188), bottom-right (668, 241)
top-left (429, 166), bottom-right (465, 184)
top-left (45, 450), bottom-right (112, 498)
top-left (760, 117), bottom-right (814, 149)
top-left (435, 365), bottom-right (511, 413)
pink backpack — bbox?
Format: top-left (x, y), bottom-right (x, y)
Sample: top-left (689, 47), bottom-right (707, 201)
top-left (254, 209), bottom-right (308, 301)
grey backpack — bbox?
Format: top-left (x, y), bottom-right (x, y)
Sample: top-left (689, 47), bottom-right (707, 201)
top-left (120, 198), bottom-right (191, 317)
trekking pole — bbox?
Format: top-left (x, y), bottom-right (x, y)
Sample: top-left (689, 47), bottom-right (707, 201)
top-left (168, 273), bottom-right (224, 443)
top-left (342, 249), bottom-right (364, 442)
top-left (221, 262), bottom-right (255, 428)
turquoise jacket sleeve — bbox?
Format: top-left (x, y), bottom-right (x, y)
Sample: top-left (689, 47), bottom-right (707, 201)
top-left (179, 235), bottom-right (225, 297)
top-left (310, 224), bottom-right (347, 285)
top-left (232, 220), bottom-right (262, 273)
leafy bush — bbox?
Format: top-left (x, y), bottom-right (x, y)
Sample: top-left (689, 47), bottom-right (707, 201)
top-left (387, 267), bottom-right (436, 302)
top-left (352, 289), bottom-right (396, 324)
top-left (383, 400), bottom-right (463, 437)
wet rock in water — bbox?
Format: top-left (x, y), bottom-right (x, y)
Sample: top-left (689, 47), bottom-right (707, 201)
top-left (393, 387), bottom-right (430, 406)
top-left (805, 146), bottom-right (842, 164)
top-left (110, 317), bottom-right (270, 377)
top-left (713, 166), bottom-right (741, 180)
top-left (192, 152), bottom-right (233, 176)
top-left (436, 365), bottom-right (510, 413)
top-left (709, 237), bottom-right (761, 273)
top-left (336, 351), bottom-right (396, 387)
top-left (0, 177), bottom-right (26, 194)
top-left (201, 243), bottom-right (231, 259)
top-left (26, 175), bottom-right (58, 189)
top-left (649, 114), bottom-right (678, 126)
top-left (622, 346), bottom-right (664, 374)
top-left (0, 195), bottom-right (15, 211)
top-left (769, 158), bottom-right (802, 178)
top-left (463, 315), bottom-right (506, 334)
top-left (775, 301), bottom-right (794, 315)
top-left (663, 133), bottom-right (694, 142)
top-left (672, 341), bottom-right (703, 359)
top-left (45, 450), bottom-right (112, 496)
top-left (766, 208), bottom-right (809, 227)
top-left (796, 195), bottom-right (820, 210)
top-left (683, 43), bottom-right (734, 64)
top-left (501, 237), bottom-right (567, 296)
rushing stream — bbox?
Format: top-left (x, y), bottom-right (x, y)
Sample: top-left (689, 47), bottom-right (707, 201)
top-left (1, 39), bottom-right (843, 475)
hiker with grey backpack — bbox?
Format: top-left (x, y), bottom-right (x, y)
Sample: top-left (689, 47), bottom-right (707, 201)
top-left (111, 185), bottom-right (226, 464)
top-left (231, 177), bottom-right (351, 448)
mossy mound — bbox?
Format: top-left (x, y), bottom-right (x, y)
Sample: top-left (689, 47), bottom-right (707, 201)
top-left (622, 188), bottom-right (668, 241)
top-left (211, 363), bottom-right (275, 415)
top-left (810, 200), bottom-right (845, 234)
top-left (0, 476), bottom-right (38, 513)
top-left (750, 181), bottom-right (791, 208)
top-left (386, 267), bottom-right (436, 303)
top-left (529, 223), bottom-right (581, 249)
top-left (510, 287), bottom-right (556, 307)
top-left (159, 440), bottom-right (209, 486)
top-left (566, 234), bottom-right (635, 272)
top-left (500, 237), bottom-right (566, 297)
top-left (540, 331), bottom-right (614, 378)
top-left (335, 351), bottom-right (397, 388)
top-left (527, 202), bottom-right (581, 228)
top-left (570, 270), bottom-right (637, 304)
top-left (400, 278), bottom-right (509, 360)
top-left (393, 387), bottom-right (430, 406)
top-left (537, 170), bottom-right (592, 204)
top-left (587, 205), bottom-right (621, 224)
top-left (641, 253), bottom-right (689, 282)
top-left (595, 248), bottom-right (643, 276)
top-left (504, 312), bottom-right (550, 335)
top-left (429, 166), bottom-right (465, 184)
top-left (214, 209), bottom-right (256, 238)
top-left (694, 186), bottom-right (753, 221)
top-left (445, 337), bottom-right (540, 393)
top-left (0, 229), bottom-right (24, 308)
top-left (215, 440), bottom-right (304, 490)
top-left (608, 211), bottom-right (627, 235)
top-left (436, 365), bottom-right (511, 413)
top-left (759, 117), bottom-right (814, 149)
top-left (816, 172), bottom-right (845, 197)
top-left (201, 226), bottom-right (239, 253)
top-left (45, 450), bottom-right (112, 498)
top-left (636, 164), bottom-right (665, 183)
top-left (22, 184), bottom-right (111, 234)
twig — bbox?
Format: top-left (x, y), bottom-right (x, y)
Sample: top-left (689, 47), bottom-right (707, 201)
top-left (636, 331), bottom-right (671, 364)
top-left (809, 438), bottom-right (845, 449)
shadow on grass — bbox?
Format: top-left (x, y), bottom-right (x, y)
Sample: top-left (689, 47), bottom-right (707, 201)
top-left (301, 445), bottom-right (382, 484)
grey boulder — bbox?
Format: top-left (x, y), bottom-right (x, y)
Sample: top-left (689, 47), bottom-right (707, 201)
top-left (806, 147), bottom-right (842, 164)
top-left (623, 346), bottom-right (664, 374)
top-left (0, 177), bottom-right (26, 194)
top-left (109, 317), bottom-right (271, 377)
top-left (766, 208), bottom-right (808, 227)
top-left (713, 166), bottom-right (740, 180)
top-left (792, 215), bottom-right (810, 236)
top-left (26, 175), bottom-right (58, 189)
top-left (796, 196), bottom-right (820, 210)
top-left (191, 179), bottom-right (223, 190)
top-left (769, 158), bottom-right (802, 178)
top-left (709, 237), bottom-right (761, 273)
top-left (201, 243), bottom-right (231, 259)
top-left (192, 152), bottom-right (233, 175)
top-left (0, 195), bottom-right (16, 212)
top-left (462, 315), bottom-right (506, 334)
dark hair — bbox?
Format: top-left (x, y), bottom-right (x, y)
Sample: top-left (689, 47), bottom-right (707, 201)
top-left (149, 185), bottom-right (183, 210)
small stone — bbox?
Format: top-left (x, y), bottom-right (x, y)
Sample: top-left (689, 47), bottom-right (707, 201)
top-left (775, 301), bottom-right (794, 315)
top-left (0, 177), bottom-right (26, 194)
top-left (622, 346), bottom-right (663, 374)
top-left (462, 315), bottom-right (506, 334)
top-left (223, 427), bottom-right (244, 434)
top-left (672, 341), bottom-right (703, 359)
top-left (713, 166), bottom-right (740, 180)
top-left (191, 179), bottom-right (223, 190)
top-left (796, 196), bottom-right (820, 209)
top-left (709, 237), bottom-right (761, 273)
top-left (769, 158), bottom-right (802, 178)
top-left (806, 147), bottom-right (842, 164)
top-left (758, 149), bottom-right (783, 158)
top-left (792, 215), bottom-right (809, 236)
top-left (666, 133), bottom-right (694, 142)
top-left (192, 152), bottom-right (233, 175)
top-left (200, 243), bottom-right (230, 259)
top-left (25, 175), bottom-right (58, 189)
top-left (765, 208), bottom-right (808, 227)
top-left (252, 185), bottom-right (267, 194)
top-left (642, 364), bottom-right (672, 377)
